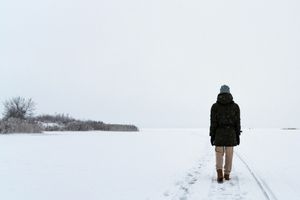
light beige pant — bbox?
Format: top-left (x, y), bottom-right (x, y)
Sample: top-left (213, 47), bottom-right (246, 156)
top-left (215, 146), bottom-right (234, 175)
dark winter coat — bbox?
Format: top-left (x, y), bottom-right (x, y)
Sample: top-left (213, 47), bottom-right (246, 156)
top-left (210, 93), bottom-right (241, 146)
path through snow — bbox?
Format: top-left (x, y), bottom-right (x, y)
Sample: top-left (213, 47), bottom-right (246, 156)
top-left (162, 148), bottom-right (272, 200)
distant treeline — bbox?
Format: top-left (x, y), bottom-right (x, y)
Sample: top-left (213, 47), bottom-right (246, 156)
top-left (0, 114), bottom-right (139, 133)
top-left (0, 97), bottom-right (139, 133)
top-left (34, 114), bottom-right (139, 132)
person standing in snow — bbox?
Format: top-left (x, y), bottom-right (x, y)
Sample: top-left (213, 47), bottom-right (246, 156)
top-left (210, 85), bottom-right (241, 182)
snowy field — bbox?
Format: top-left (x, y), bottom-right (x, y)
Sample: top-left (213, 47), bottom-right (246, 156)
top-left (0, 129), bottom-right (299, 200)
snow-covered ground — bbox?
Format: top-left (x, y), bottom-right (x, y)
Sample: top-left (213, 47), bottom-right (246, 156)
top-left (0, 129), bottom-right (299, 200)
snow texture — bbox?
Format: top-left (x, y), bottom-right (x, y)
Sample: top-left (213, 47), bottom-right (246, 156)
top-left (0, 129), bottom-right (299, 200)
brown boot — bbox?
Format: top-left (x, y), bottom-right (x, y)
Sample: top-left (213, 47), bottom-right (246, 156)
top-left (217, 169), bottom-right (223, 183)
top-left (224, 174), bottom-right (230, 180)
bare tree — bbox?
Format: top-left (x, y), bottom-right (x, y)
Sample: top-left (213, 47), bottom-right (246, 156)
top-left (3, 97), bottom-right (36, 120)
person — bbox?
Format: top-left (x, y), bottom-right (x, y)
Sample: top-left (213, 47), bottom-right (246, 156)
top-left (209, 85), bottom-right (241, 183)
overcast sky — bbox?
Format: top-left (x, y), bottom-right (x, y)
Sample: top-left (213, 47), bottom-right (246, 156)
top-left (1, 0), bottom-right (299, 128)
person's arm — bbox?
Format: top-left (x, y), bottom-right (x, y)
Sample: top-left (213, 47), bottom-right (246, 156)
top-left (210, 104), bottom-right (217, 145)
top-left (235, 104), bottom-right (241, 145)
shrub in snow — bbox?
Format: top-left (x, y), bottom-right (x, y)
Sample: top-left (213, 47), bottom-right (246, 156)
top-left (0, 118), bottom-right (42, 134)
top-left (3, 97), bottom-right (36, 120)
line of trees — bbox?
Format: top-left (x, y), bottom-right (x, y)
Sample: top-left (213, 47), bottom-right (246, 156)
top-left (0, 96), bottom-right (138, 133)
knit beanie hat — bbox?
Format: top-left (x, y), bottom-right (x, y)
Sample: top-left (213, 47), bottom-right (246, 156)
top-left (220, 85), bottom-right (230, 94)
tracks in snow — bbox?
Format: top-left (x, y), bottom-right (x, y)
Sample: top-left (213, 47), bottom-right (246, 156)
top-left (204, 150), bottom-right (244, 200)
top-left (235, 152), bottom-right (278, 200)
top-left (162, 148), bottom-right (277, 200)
top-left (162, 152), bottom-right (212, 200)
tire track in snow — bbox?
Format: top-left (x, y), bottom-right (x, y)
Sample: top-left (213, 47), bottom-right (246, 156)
top-left (235, 152), bottom-right (278, 200)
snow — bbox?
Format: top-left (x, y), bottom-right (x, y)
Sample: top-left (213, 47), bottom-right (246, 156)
top-left (39, 122), bottom-right (62, 128)
top-left (0, 129), bottom-right (299, 200)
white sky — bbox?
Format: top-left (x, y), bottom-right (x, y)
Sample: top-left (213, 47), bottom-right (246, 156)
top-left (1, 0), bottom-right (300, 128)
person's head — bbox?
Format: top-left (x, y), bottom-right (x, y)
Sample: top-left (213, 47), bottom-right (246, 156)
top-left (220, 85), bottom-right (230, 94)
